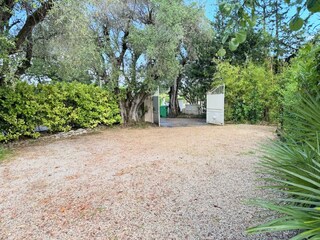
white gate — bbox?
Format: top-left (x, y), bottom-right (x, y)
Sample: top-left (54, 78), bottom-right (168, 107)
top-left (144, 87), bottom-right (160, 126)
top-left (206, 85), bottom-right (225, 125)
top-left (152, 94), bottom-right (160, 126)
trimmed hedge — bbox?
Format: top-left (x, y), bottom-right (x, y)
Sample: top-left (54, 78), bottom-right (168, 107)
top-left (0, 82), bottom-right (121, 141)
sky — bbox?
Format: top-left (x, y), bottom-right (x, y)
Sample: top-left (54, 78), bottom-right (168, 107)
top-left (185, 0), bottom-right (217, 20)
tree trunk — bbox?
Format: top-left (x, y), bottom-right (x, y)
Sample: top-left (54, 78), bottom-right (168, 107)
top-left (120, 92), bottom-right (148, 124)
top-left (169, 74), bottom-right (182, 117)
top-left (15, 32), bottom-right (33, 77)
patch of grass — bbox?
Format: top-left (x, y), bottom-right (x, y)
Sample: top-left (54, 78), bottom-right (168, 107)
top-left (238, 150), bottom-right (256, 156)
top-left (0, 146), bottom-right (9, 163)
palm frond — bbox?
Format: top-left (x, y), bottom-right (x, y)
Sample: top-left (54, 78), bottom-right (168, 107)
top-left (248, 92), bottom-right (320, 239)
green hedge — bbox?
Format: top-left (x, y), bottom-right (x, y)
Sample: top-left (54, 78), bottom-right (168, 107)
top-left (0, 82), bottom-right (121, 141)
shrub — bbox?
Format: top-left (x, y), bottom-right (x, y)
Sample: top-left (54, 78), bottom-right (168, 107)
top-left (213, 61), bottom-right (280, 123)
top-left (0, 82), bottom-right (121, 141)
top-left (0, 82), bottom-right (41, 140)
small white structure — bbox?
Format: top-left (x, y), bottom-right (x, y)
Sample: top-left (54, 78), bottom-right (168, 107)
top-left (182, 104), bottom-right (201, 115)
top-left (206, 85), bottom-right (225, 125)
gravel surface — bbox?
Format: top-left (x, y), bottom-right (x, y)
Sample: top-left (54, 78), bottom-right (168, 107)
top-left (0, 124), bottom-right (292, 240)
top-left (160, 118), bottom-right (206, 127)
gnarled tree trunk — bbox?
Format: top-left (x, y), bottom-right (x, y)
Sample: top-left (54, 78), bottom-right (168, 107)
top-left (120, 92), bottom-right (148, 124)
top-left (169, 74), bottom-right (182, 117)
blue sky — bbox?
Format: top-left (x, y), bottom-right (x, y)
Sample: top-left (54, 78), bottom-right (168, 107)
top-left (198, 0), bottom-right (217, 19)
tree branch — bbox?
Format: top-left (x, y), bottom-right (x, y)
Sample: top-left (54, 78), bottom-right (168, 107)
top-left (11, 0), bottom-right (54, 53)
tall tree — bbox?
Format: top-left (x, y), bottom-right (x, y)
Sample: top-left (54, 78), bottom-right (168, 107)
top-left (167, 3), bottom-right (212, 116)
top-left (216, 0), bottom-right (319, 56)
top-left (179, 0), bottom-right (273, 109)
top-left (91, 0), bottom-right (211, 123)
top-left (255, 0), bottom-right (305, 66)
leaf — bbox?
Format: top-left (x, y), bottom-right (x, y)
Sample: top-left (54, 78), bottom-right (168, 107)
top-left (229, 38), bottom-right (239, 51)
top-left (289, 17), bottom-right (304, 31)
top-left (219, 3), bottom-right (232, 15)
top-left (307, 0), bottom-right (320, 13)
top-left (223, 4), bottom-right (232, 15)
top-left (235, 30), bottom-right (247, 44)
top-left (222, 34), bottom-right (229, 44)
top-left (217, 48), bottom-right (226, 57)
top-left (218, 3), bottom-right (225, 12)
top-left (240, 20), bottom-right (247, 28)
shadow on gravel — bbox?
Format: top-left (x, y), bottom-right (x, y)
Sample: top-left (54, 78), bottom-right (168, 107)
top-left (160, 118), bottom-right (207, 127)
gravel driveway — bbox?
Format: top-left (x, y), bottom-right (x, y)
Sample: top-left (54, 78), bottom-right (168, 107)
top-left (0, 125), bottom-right (291, 240)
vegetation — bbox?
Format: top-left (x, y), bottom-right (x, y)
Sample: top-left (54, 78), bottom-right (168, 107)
top-left (0, 82), bottom-right (121, 141)
top-left (247, 93), bottom-right (320, 239)
top-left (0, 1), bottom-right (320, 238)
top-left (246, 40), bottom-right (320, 238)
top-left (0, 145), bottom-right (8, 162)
top-left (213, 60), bottom-right (280, 123)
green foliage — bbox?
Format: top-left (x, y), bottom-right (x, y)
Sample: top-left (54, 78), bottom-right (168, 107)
top-left (247, 93), bottom-right (320, 239)
top-left (29, 0), bottom-right (103, 83)
top-left (0, 82), bottom-right (121, 141)
top-left (213, 61), bottom-right (280, 123)
top-left (281, 93), bottom-right (320, 148)
top-left (217, 0), bottom-right (308, 58)
top-left (281, 43), bottom-right (320, 104)
top-left (0, 145), bottom-right (8, 162)
top-left (0, 35), bottom-right (15, 83)
top-left (280, 42), bottom-right (320, 134)
top-left (247, 42), bottom-right (320, 239)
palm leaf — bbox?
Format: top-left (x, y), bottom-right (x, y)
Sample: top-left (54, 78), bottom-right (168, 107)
top-left (248, 93), bottom-right (320, 239)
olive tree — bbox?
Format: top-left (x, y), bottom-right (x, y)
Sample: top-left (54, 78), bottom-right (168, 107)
top-left (91, 0), bottom-right (211, 123)
top-left (28, 0), bottom-right (103, 83)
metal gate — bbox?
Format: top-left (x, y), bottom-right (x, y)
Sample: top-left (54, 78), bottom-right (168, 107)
top-left (152, 95), bottom-right (160, 126)
top-left (144, 87), bottom-right (160, 126)
top-left (206, 84), bottom-right (225, 125)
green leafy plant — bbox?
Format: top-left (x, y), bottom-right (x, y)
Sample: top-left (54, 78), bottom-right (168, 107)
top-left (280, 43), bottom-right (320, 110)
top-left (0, 82), bottom-right (121, 142)
top-left (213, 60), bottom-right (280, 123)
top-left (247, 93), bottom-right (320, 239)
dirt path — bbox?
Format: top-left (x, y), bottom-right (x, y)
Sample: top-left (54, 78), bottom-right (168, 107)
top-left (0, 125), bottom-right (291, 240)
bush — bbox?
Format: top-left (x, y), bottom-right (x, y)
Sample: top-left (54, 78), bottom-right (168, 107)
top-left (213, 61), bottom-right (280, 123)
top-left (0, 82), bottom-right (121, 141)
